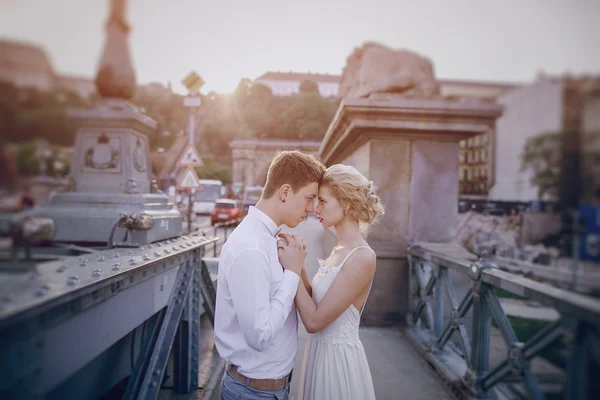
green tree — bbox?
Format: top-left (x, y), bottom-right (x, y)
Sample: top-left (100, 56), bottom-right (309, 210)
top-left (131, 85), bottom-right (188, 151)
top-left (521, 131), bottom-right (582, 209)
top-left (0, 82), bottom-right (18, 135)
top-left (12, 108), bottom-right (76, 146)
top-left (277, 92), bottom-right (337, 140)
top-left (0, 142), bottom-right (18, 189)
top-left (194, 155), bottom-right (232, 184)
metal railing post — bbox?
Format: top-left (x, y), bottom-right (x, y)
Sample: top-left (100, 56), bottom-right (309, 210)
top-left (433, 264), bottom-right (444, 338)
top-left (564, 320), bottom-right (591, 400)
top-left (467, 261), bottom-right (492, 399)
top-left (213, 226), bottom-right (218, 257)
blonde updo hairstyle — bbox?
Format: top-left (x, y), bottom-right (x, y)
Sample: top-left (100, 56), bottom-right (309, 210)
top-left (321, 164), bottom-right (384, 235)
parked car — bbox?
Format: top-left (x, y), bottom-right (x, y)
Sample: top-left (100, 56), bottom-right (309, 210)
top-left (210, 199), bottom-right (246, 226)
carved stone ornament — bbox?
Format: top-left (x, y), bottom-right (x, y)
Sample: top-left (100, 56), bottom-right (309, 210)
top-left (339, 41), bottom-right (440, 99)
top-left (125, 178), bottom-right (140, 194)
top-left (83, 134), bottom-right (121, 172)
top-left (133, 137), bottom-right (147, 172)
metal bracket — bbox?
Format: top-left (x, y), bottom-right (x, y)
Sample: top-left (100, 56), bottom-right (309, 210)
top-left (450, 309), bottom-right (460, 328)
top-left (468, 259), bottom-right (497, 295)
top-left (508, 342), bottom-right (525, 375)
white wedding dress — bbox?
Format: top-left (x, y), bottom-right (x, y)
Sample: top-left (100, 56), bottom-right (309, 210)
top-left (297, 246), bottom-right (377, 400)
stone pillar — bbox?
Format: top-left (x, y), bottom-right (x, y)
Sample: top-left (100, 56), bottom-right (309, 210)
top-left (320, 97), bottom-right (503, 325)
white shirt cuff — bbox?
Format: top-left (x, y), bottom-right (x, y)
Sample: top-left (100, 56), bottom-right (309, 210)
top-left (280, 270), bottom-right (300, 295)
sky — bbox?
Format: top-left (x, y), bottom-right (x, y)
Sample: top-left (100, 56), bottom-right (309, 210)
top-left (0, 0), bottom-right (599, 94)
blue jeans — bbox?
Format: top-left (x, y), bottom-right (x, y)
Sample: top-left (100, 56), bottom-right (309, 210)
top-left (221, 368), bottom-right (289, 400)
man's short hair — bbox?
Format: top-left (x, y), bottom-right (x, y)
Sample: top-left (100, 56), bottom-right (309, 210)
top-left (262, 151), bottom-right (326, 199)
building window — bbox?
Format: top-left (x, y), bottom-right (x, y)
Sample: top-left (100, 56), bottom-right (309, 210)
top-left (464, 169), bottom-right (468, 181)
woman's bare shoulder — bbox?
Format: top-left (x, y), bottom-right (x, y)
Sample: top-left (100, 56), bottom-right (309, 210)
top-left (343, 246), bottom-right (376, 276)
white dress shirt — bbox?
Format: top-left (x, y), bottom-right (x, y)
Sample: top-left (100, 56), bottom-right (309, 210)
top-left (214, 206), bottom-right (300, 379)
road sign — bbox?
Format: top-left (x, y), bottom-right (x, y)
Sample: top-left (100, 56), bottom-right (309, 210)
top-left (177, 167), bottom-right (202, 190)
top-left (184, 96), bottom-right (202, 107)
top-left (176, 144), bottom-right (204, 167)
top-left (182, 71), bottom-right (205, 93)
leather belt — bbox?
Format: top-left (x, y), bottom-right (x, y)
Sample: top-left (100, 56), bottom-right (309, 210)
top-left (228, 364), bottom-right (290, 391)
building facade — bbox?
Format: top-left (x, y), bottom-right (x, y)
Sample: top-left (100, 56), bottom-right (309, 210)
top-left (448, 81), bottom-right (520, 199)
top-left (459, 132), bottom-right (492, 198)
top-left (487, 75), bottom-right (600, 204)
top-left (0, 38), bottom-right (99, 99)
top-left (253, 72), bottom-right (340, 97)
top-left (0, 39), bottom-right (56, 91)
top-left (488, 78), bottom-right (564, 202)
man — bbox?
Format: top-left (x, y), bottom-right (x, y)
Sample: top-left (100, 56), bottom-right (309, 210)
top-left (215, 151), bottom-right (325, 399)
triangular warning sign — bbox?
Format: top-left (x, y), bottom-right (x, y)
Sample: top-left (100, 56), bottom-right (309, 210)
top-left (177, 144), bottom-right (204, 167)
top-left (177, 167), bottom-right (202, 190)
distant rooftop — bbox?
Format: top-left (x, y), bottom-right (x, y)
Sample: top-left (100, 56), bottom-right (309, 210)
top-left (255, 71), bottom-right (341, 83)
top-left (254, 71), bottom-right (523, 90)
top-left (230, 138), bottom-right (322, 148)
top-left (438, 78), bottom-right (523, 90)
top-left (0, 39), bottom-right (54, 73)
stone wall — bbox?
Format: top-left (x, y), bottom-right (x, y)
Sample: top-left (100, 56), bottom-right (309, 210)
top-left (521, 212), bottom-right (562, 245)
top-left (454, 211), bottom-right (562, 263)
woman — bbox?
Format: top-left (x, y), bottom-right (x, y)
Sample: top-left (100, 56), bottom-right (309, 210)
top-left (280, 164), bottom-right (384, 400)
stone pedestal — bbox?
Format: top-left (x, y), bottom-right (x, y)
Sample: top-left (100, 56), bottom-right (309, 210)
top-left (39, 100), bottom-right (182, 244)
top-left (320, 97), bottom-right (503, 325)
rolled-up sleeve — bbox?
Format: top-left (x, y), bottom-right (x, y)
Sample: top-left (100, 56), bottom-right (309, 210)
top-left (227, 249), bottom-right (300, 352)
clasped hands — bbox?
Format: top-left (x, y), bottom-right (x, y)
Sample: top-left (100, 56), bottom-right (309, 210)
top-left (276, 232), bottom-right (307, 276)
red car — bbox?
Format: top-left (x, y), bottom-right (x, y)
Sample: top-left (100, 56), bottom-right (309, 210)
top-left (210, 199), bottom-right (246, 226)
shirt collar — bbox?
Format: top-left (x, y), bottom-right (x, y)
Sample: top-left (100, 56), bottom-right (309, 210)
top-left (248, 206), bottom-right (281, 237)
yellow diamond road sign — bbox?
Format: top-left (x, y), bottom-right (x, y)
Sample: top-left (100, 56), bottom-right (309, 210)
top-left (182, 71), bottom-right (205, 93)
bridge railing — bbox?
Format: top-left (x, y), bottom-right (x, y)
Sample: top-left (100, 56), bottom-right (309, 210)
top-left (199, 220), bottom-right (239, 257)
top-left (0, 234), bottom-right (219, 399)
top-left (407, 243), bottom-right (600, 400)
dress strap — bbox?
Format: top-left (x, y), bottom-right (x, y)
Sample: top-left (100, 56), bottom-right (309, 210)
top-left (338, 245), bottom-right (370, 268)
top-left (360, 282), bottom-right (374, 315)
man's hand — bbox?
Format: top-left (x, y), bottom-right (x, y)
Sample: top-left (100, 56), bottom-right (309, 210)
top-left (277, 233), bottom-right (306, 276)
